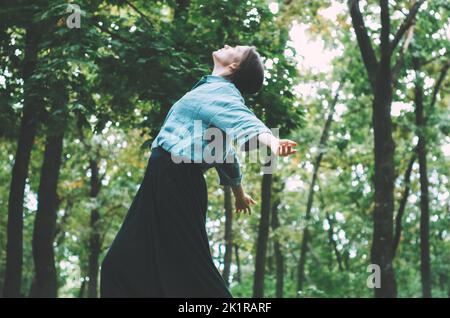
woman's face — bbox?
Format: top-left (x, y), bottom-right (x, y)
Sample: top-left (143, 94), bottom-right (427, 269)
top-left (212, 44), bottom-right (250, 74)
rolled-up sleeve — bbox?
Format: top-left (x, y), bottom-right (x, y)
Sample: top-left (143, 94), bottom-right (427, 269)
top-left (214, 149), bottom-right (242, 186)
top-left (208, 100), bottom-right (273, 152)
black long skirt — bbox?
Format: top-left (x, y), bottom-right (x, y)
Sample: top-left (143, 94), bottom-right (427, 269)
top-left (100, 146), bottom-right (233, 298)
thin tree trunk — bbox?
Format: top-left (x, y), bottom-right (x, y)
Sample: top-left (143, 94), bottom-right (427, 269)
top-left (317, 182), bottom-right (344, 272)
top-left (87, 159), bottom-right (102, 298)
top-left (267, 241), bottom-right (274, 276)
top-left (30, 129), bottom-right (65, 297)
top-left (217, 244), bottom-right (223, 269)
top-left (30, 81), bottom-right (68, 298)
top-left (393, 153), bottom-right (416, 257)
top-left (234, 245), bottom-right (241, 283)
top-left (440, 204), bottom-right (450, 298)
top-left (75, 112), bottom-right (103, 299)
top-left (253, 171), bottom-right (272, 298)
top-left (297, 225), bottom-right (310, 294)
top-left (3, 26), bottom-right (42, 298)
top-left (222, 185), bottom-right (233, 287)
top-left (297, 84), bottom-right (340, 292)
top-left (271, 194), bottom-right (284, 298)
top-left (413, 57), bottom-right (431, 298)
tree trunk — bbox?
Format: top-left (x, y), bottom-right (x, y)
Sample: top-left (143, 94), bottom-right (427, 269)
top-left (222, 185), bottom-right (233, 287)
top-left (30, 129), bottom-right (65, 297)
top-left (297, 85), bottom-right (339, 292)
top-left (370, 49), bottom-right (397, 299)
top-left (253, 171), bottom-right (272, 298)
top-left (297, 224), bottom-right (309, 294)
top-left (369, 0), bottom-right (397, 298)
top-left (440, 205), bottom-right (450, 298)
top-left (348, 0), bottom-right (428, 298)
top-left (271, 195), bottom-right (284, 298)
top-left (30, 80), bottom-right (68, 298)
top-left (267, 241), bottom-right (273, 276)
top-left (413, 58), bottom-right (431, 298)
top-left (393, 153), bottom-right (416, 257)
top-left (88, 159), bottom-right (102, 298)
top-left (3, 26), bottom-right (42, 298)
top-left (233, 245), bottom-right (241, 283)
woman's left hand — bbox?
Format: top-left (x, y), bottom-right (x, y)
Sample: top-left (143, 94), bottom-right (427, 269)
top-left (235, 193), bottom-right (256, 214)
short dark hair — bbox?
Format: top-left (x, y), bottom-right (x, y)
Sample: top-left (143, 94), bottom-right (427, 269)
top-left (224, 46), bottom-right (265, 95)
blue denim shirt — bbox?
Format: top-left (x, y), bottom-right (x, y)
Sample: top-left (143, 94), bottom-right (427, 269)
top-left (150, 75), bottom-right (272, 186)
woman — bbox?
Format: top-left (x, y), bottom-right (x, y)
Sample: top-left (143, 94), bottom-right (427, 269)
top-left (100, 44), bottom-right (297, 298)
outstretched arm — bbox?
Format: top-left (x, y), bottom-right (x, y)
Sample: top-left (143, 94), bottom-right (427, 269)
top-left (204, 97), bottom-right (297, 213)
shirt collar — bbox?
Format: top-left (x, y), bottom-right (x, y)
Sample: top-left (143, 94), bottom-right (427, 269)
top-left (205, 75), bottom-right (231, 84)
top-left (190, 74), bottom-right (231, 90)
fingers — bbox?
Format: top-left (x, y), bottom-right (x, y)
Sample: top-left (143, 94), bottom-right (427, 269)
top-left (277, 139), bottom-right (298, 157)
top-left (278, 145), bottom-right (294, 156)
top-left (236, 208), bottom-right (250, 214)
top-left (236, 206), bottom-right (246, 214)
top-left (241, 206), bottom-right (251, 214)
top-left (283, 147), bottom-right (297, 156)
top-left (235, 205), bottom-right (252, 214)
top-left (279, 139), bottom-right (297, 146)
top-left (235, 196), bottom-right (256, 214)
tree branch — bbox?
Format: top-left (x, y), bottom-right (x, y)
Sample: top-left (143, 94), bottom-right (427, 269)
top-left (380, 0), bottom-right (391, 57)
top-left (393, 151), bottom-right (416, 257)
top-left (423, 51), bottom-right (450, 66)
top-left (124, 0), bottom-right (154, 28)
top-left (390, 0), bottom-right (426, 54)
top-left (393, 24), bottom-right (415, 87)
top-left (427, 61), bottom-right (450, 123)
top-left (347, 0), bottom-right (378, 89)
top-left (94, 21), bottom-right (134, 45)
